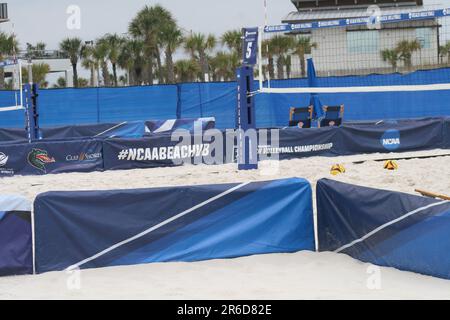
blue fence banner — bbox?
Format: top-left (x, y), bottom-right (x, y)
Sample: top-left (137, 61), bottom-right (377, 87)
top-left (262, 126), bottom-right (340, 160)
top-left (102, 133), bottom-right (217, 171)
top-left (34, 178), bottom-right (315, 273)
top-left (338, 118), bottom-right (445, 154)
top-left (0, 195), bottom-right (33, 276)
top-left (317, 179), bottom-right (450, 280)
top-left (0, 139), bottom-right (103, 176)
top-left (1, 69), bottom-right (450, 130)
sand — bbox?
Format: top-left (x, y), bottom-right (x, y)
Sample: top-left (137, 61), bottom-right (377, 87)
top-left (0, 149), bottom-right (449, 299)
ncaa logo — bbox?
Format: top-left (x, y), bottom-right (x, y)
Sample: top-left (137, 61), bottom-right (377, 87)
top-left (0, 152), bottom-right (8, 167)
top-left (381, 129), bottom-right (401, 151)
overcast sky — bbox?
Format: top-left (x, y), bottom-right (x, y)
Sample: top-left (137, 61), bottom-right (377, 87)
top-left (2, 0), bottom-right (295, 50)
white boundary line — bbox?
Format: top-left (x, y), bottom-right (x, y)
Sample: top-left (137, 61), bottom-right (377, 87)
top-left (334, 200), bottom-right (450, 254)
top-left (94, 121), bottom-right (128, 138)
top-left (260, 83), bottom-right (450, 94)
top-left (66, 182), bottom-right (251, 271)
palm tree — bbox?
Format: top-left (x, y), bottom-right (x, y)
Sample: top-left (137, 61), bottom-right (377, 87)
top-left (81, 45), bottom-right (98, 87)
top-left (53, 77), bottom-right (67, 88)
top-left (269, 35), bottom-right (294, 79)
top-left (25, 42), bottom-right (47, 59)
top-left (0, 32), bottom-right (18, 89)
top-left (93, 39), bottom-right (111, 86)
top-left (439, 41), bottom-right (450, 64)
top-left (129, 5), bottom-right (175, 85)
top-left (174, 59), bottom-right (200, 83)
top-left (381, 49), bottom-right (399, 71)
top-left (262, 39), bottom-right (274, 80)
top-left (118, 39), bottom-right (146, 86)
top-left (59, 37), bottom-right (83, 87)
top-left (184, 33), bottom-right (216, 82)
top-left (22, 63), bottom-right (51, 88)
top-left (160, 24), bottom-right (183, 84)
top-left (101, 34), bottom-right (124, 86)
top-left (396, 40), bottom-right (422, 70)
top-left (221, 30), bottom-right (243, 57)
top-left (293, 36), bottom-right (317, 78)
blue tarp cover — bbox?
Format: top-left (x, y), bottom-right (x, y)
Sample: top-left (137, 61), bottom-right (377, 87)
top-left (317, 179), bottom-right (450, 280)
top-left (0, 195), bottom-right (33, 276)
top-left (34, 178), bottom-right (315, 273)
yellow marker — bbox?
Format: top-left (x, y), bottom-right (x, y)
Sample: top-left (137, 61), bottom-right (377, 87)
top-left (384, 160), bottom-right (399, 170)
top-left (330, 164), bottom-right (346, 176)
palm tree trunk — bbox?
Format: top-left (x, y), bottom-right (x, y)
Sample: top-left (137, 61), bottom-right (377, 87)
top-left (90, 66), bottom-right (95, 87)
top-left (277, 57), bottom-right (284, 79)
top-left (155, 50), bottom-right (163, 84)
top-left (268, 56), bottom-right (275, 80)
top-left (165, 49), bottom-right (175, 84)
top-left (112, 63), bottom-right (118, 87)
top-left (200, 51), bottom-right (208, 82)
top-left (147, 62), bottom-right (154, 85)
top-left (102, 62), bottom-right (110, 86)
top-left (300, 54), bottom-right (306, 78)
top-left (0, 68), bottom-right (4, 89)
top-left (72, 63), bottom-right (79, 88)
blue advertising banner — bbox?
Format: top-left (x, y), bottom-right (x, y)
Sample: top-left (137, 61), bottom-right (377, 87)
top-left (259, 126), bottom-right (340, 160)
top-left (102, 133), bottom-right (217, 171)
top-left (0, 195), bottom-right (33, 276)
top-left (242, 28), bottom-right (259, 66)
top-left (0, 139), bottom-right (103, 177)
top-left (34, 178), bottom-right (315, 273)
top-left (264, 7), bottom-right (450, 33)
top-left (317, 179), bottom-right (450, 280)
top-left (338, 118), bottom-right (444, 155)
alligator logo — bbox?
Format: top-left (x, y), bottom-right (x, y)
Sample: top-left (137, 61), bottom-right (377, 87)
top-left (28, 148), bottom-right (55, 172)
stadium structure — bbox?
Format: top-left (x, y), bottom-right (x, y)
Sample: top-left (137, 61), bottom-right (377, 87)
top-left (282, 0), bottom-right (441, 76)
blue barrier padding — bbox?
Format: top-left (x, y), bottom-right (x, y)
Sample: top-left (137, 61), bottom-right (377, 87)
top-left (445, 117), bottom-right (450, 148)
top-left (337, 117), bottom-right (445, 155)
top-left (317, 179), bottom-right (450, 280)
top-left (0, 139), bottom-right (103, 176)
top-left (1, 117), bottom-right (449, 177)
top-left (102, 133), bottom-right (214, 171)
top-left (0, 195), bottom-right (32, 276)
top-left (34, 178), bottom-right (315, 273)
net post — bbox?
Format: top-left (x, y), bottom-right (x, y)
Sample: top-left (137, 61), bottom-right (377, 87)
top-left (24, 83), bottom-right (40, 143)
top-left (236, 66), bottom-right (258, 170)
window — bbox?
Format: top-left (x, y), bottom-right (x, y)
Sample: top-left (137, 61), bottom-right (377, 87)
top-left (416, 28), bottom-right (433, 49)
top-left (347, 30), bottom-right (379, 54)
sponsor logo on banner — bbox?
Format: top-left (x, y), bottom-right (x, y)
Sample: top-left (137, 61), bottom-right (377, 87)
top-left (0, 152), bottom-right (8, 167)
top-left (28, 148), bottom-right (56, 172)
top-left (66, 152), bottom-right (102, 162)
top-left (0, 152), bottom-right (14, 176)
top-left (381, 129), bottom-right (401, 151)
top-left (258, 143), bottom-right (334, 155)
top-left (117, 144), bottom-right (211, 161)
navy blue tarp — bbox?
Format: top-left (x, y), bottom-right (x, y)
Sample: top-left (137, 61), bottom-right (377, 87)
top-left (338, 117), bottom-right (445, 154)
top-left (34, 178), bottom-right (315, 273)
top-left (0, 195), bottom-right (33, 276)
top-left (317, 179), bottom-right (450, 280)
top-left (445, 117), bottom-right (450, 148)
top-left (0, 139), bottom-right (103, 176)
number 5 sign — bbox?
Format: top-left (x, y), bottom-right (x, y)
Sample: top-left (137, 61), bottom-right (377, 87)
top-left (242, 28), bottom-right (259, 66)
